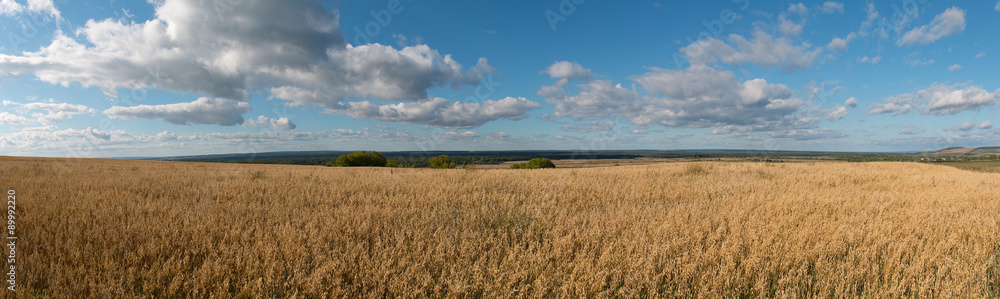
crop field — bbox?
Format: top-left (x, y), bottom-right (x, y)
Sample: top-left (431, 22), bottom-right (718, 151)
top-left (1, 156), bottom-right (999, 297)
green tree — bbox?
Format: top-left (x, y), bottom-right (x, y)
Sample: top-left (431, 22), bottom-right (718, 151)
top-left (385, 159), bottom-right (401, 167)
top-left (428, 155), bottom-right (457, 169)
top-left (511, 158), bottom-right (556, 169)
top-left (335, 151), bottom-right (387, 167)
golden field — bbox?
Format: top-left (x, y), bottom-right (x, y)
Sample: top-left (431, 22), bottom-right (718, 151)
top-left (0, 156), bottom-right (998, 297)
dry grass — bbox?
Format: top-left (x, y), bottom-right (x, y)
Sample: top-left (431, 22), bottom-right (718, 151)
top-left (1, 156), bottom-right (999, 297)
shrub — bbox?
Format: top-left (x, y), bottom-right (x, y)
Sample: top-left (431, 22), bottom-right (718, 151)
top-left (335, 151), bottom-right (387, 167)
top-left (511, 158), bottom-right (556, 169)
top-left (428, 155), bottom-right (457, 169)
top-left (386, 159), bottom-right (401, 167)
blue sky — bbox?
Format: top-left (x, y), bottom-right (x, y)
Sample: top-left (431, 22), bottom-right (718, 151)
top-left (0, 0), bottom-right (998, 157)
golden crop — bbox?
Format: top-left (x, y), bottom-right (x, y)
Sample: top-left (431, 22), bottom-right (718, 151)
top-left (1, 156), bottom-right (998, 297)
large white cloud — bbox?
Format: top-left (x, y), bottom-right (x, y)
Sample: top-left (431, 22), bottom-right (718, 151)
top-left (868, 84), bottom-right (999, 116)
top-left (681, 30), bottom-right (823, 72)
top-left (104, 97), bottom-right (252, 126)
top-left (538, 63), bottom-right (810, 131)
top-left (898, 7), bottom-right (966, 46)
top-left (322, 96), bottom-right (540, 129)
top-left (0, 0), bottom-right (506, 127)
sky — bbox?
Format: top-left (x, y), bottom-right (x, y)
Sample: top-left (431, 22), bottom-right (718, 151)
top-left (0, 0), bottom-right (998, 158)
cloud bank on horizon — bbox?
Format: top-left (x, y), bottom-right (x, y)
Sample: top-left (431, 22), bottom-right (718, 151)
top-left (0, 0), bottom-right (998, 157)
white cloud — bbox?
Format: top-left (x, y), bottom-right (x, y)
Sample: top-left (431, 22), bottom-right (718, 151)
top-left (978, 121), bottom-right (993, 130)
top-left (539, 64), bottom-right (809, 131)
top-left (996, 1), bottom-right (999, 11)
top-left (947, 64), bottom-right (962, 72)
top-left (898, 7), bottom-right (966, 46)
top-left (543, 61), bottom-right (594, 81)
top-left (5, 100), bottom-right (96, 123)
top-left (976, 51), bottom-right (987, 59)
top-left (924, 85), bottom-right (998, 115)
top-left (242, 115), bottom-right (296, 130)
top-left (0, 0), bottom-right (60, 17)
top-left (826, 33), bottom-right (855, 52)
top-left (819, 2), bottom-right (844, 14)
top-left (104, 97), bottom-right (252, 126)
top-left (778, 4), bottom-right (808, 36)
top-left (859, 56), bottom-right (881, 64)
top-left (824, 106), bottom-right (848, 122)
top-left (0, 112), bottom-right (32, 125)
top-left (788, 3), bottom-right (808, 16)
top-left (957, 121), bottom-right (975, 131)
top-left (868, 84), bottom-right (999, 116)
top-left (322, 96), bottom-right (539, 129)
top-left (681, 30), bottom-right (823, 72)
top-left (845, 97), bottom-right (859, 108)
top-left (0, 0), bottom-right (505, 127)
top-left (779, 16), bottom-right (803, 37)
top-left (814, 98), bottom-right (858, 122)
top-left (0, 126), bottom-right (145, 155)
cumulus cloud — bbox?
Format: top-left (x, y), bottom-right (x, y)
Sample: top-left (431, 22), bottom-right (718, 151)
top-left (543, 61), bottom-right (594, 81)
top-left (0, 0), bottom-right (506, 127)
top-left (0, 112), bottom-right (32, 125)
top-left (859, 56), bottom-right (881, 64)
top-left (978, 121), bottom-right (994, 130)
top-left (681, 30), bottom-right (823, 72)
top-left (947, 64), bottom-right (962, 72)
top-left (898, 7), bottom-right (966, 46)
top-left (868, 84), bottom-right (999, 116)
top-left (957, 121), bottom-right (975, 131)
top-left (538, 64), bottom-right (810, 132)
top-left (778, 4), bottom-right (807, 36)
top-left (845, 97), bottom-right (859, 108)
top-left (104, 97), bottom-right (252, 126)
top-left (826, 33), bottom-right (855, 52)
top-left (322, 96), bottom-right (540, 129)
top-left (819, 2), bottom-right (844, 14)
top-left (242, 115), bottom-right (296, 130)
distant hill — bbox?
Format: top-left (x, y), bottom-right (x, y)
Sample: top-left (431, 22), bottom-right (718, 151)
top-left (920, 147), bottom-right (1000, 158)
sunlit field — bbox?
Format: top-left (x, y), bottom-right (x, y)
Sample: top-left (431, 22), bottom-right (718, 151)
top-left (2, 156), bottom-right (998, 297)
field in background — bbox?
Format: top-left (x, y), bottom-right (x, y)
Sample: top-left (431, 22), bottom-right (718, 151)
top-left (2, 157), bottom-right (999, 297)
